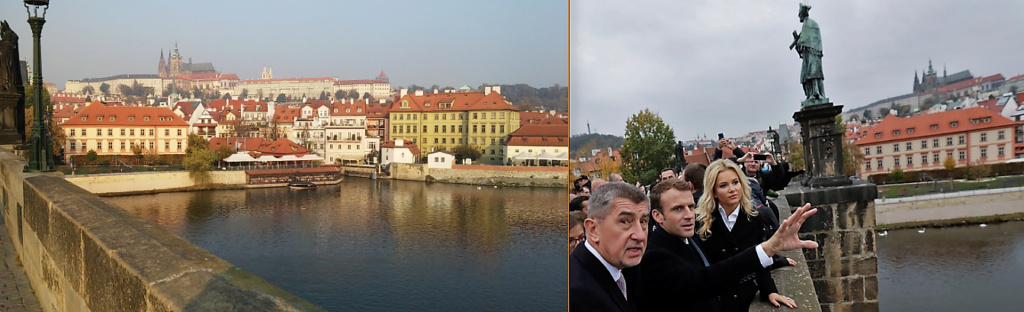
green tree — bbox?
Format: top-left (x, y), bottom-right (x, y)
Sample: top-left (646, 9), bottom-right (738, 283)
top-left (620, 108), bottom-right (675, 185)
top-left (920, 97), bottom-right (937, 111)
top-left (81, 85), bottom-right (95, 95)
top-left (99, 83), bottom-right (110, 96)
top-left (213, 145), bottom-right (234, 162)
top-left (363, 92), bottom-right (372, 101)
top-left (452, 144), bottom-right (482, 161)
top-left (240, 88), bottom-right (249, 99)
top-left (348, 89), bottom-right (360, 99)
top-left (862, 109), bottom-right (874, 121)
top-left (319, 91), bottom-right (328, 101)
top-left (183, 134), bottom-right (216, 184)
top-left (85, 149), bottom-right (98, 164)
top-left (788, 141), bottom-right (805, 171)
top-left (334, 89), bottom-right (345, 100)
top-left (131, 144), bottom-right (144, 164)
top-left (943, 155), bottom-right (957, 178)
top-left (192, 87), bottom-right (203, 99)
top-left (878, 107), bottom-right (890, 118)
top-left (276, 94), bottom-right (287, 102)
top-left (889, 168), bottom-right (905, 183)
top-left (221, 92), bottom-right (232, 100)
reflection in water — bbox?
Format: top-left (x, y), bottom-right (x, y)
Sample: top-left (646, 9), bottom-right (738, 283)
top-left (108, 179), bottom-right (567, 311)
top-left (877, 221), bottom-right (1024, 311)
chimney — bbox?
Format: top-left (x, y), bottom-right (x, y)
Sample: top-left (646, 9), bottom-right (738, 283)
top-left (400, 88), bottom-right (407, 97)
top-left (395, 139), bottom-right (404, 147)
top-left (379, 99), bottom-right (385, 103)
top-left (415, 90), bottom-right (423, 96)
top-left (608, 147), bottom-right (612, 156)
top-left (433, 89), bottom-right (438, 94)
top-left (485, 86), bottom-right (492, 95)
top-left (365, 98), bottom-right (369, 104)
top-left (492, 86), bottom-right (501, 94)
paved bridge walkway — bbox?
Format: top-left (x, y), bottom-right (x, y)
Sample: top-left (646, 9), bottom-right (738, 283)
top-left (1, 222), bottom-right (42, 312)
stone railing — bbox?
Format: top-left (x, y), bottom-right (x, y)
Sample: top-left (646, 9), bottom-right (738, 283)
top-left (0, 148), bottom-right (323, 311)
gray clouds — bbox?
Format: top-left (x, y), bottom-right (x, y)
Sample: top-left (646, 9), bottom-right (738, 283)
top-left (571, 0), bottom-right (1024, 138)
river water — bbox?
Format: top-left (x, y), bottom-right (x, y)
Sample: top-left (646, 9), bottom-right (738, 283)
top-left (877, 221), bottom-right (1024, 311)
top-left (106, 178), bottom-right (567, 311)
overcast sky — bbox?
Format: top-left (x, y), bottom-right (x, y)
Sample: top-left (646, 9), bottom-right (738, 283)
top-left (571, 0), bottom-right (1024, 139)
top-left (1, 0), bottom-right (567, 90)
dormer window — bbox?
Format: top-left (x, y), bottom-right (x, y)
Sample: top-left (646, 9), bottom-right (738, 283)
top-left (930, 124), bottom-right (938, 130)
top-left (81, 117), bottom-right (87, 121)
top-left (129, 117), bottom-right (134, 121)
top-left (96, 116), bottom-right (102, 121)
top-left (875, 133), bottom-right (882, 138)
top-left (950, 121), bottom-right (958, 128)
top-left (893, 130), bottom-right (900, 136)
top-left (144, 116), bottom-right (150, 121)
top-left (971, 119), bottom-right (979, 125)
top-left (907, 128), bottom-right (914, 134)
top-left (983, 117), bottom-right (991, 123)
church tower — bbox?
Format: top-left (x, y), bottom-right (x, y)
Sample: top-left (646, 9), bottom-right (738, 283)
top-left (913, 70), bottom-right (921, 94)
top-left (158, 49), bottom-right (167, 78)
top-left (169, 42), bottom-right (183, 78)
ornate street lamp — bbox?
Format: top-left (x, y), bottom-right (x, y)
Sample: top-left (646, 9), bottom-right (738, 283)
top-left (24, 0), bottom-right (54, 172)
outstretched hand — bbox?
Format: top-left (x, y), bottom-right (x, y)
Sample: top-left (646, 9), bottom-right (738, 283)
top-left (763, 203), bottom-right (818, 256)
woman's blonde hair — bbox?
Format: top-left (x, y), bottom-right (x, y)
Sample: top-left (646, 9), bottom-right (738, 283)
top-left (696, 159), bottom-right (757, 240)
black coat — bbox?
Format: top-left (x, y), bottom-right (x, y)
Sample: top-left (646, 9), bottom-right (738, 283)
top-left (640, 227), bottom-right (768, 312)
top-left (570, 244), bottom-right (645, 312)
top-left (700, 207), bottom-right (780, 311)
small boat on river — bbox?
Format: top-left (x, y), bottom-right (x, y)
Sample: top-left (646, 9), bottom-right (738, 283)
top-left (288, 180), bottom-right (317, 190)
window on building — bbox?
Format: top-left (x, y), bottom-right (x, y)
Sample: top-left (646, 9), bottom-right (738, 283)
top-left (130, 129), bottom-right (135, 136)
top-left (865, 161), bottom-right (871, 170)
top-left (81, 142), bottom-right (87, 151)
top-left (933, 153), bottom-right (939, 163)
top-left (491, 125), bottom-right (496, 133)
top-left (500, 125), bottom-right (505, 133)
top-left (473, 113), bottom-right (478, 119)
top-left (108, 129), bottom-right (113, 136)
top-left (423, 125), bottom-right (427, 133)
top-left (947, 137), bottom-right (953, 146)
top-left (981, 148), bottom-right (988, 158)
top-left (876, 146), bottom-right (882, 154)
top-left (450, 125), bottom-right (455, 133)
top-left (70, 142), bottom-right (76, 150)
top-left (999, 130), bottom-right (1006, 140)
top-left (893, 130), bottom-right (900, 136)
top-left (435, 125), bottom-right (439, 133)
top-left (981, 133), bottom-right (988, 142)
top-left (906, 142), bottom-right (912, 151)
top-left (921, 140), bottom-right (927, 149)
top-left (930, 124), bottom-right (938, 130)
top-left (149, 129), bottom-right (154, 136)
top-left (875, 133), bottom-right (882, 138)
top-left (458, 125), bottom-right (463, 133)
top-left (165, 129), bottom-right (169, 136)
top-left (958, 150), bottom-right (965, 160)
top-left (908, 128), bottom-right (915, 134)
top-left (950, 121), bottom-right (958, 128)
top-left (149, 142), bottom-right (154, 149)
top-left (933, 139), bottom-right (939, 148)
top-left (999, 146), bottom-right (1005, 156)
top-left (108, 142), bottom-right (113, 150)
top-left (921, 154), bottom-right (927, 165)
top-left (893, 144), bottom-right (899, 152)
top-left (70, 129), bottom-right (75, 136)
top-left (120, 142), bottom-right (125, 150)
top-left (177, 129), bottom-right (182, 136)
top-left (907, 155), bottom-right (913, 166)
top-left (865, 147), bottom-right (870, 155)
top-left (165, 142), bottom-right (169, 151)
top-left (442, 138), bottom-right (447, 144)
top-left (473, 125), bottom-right (478, 133)
top-left (434, 114), bottom-right (439, 120)
top-left (894, 157), bottom-right (900, 167)
top-left (876, 159), bottom-right (883, 169)
top-left (97, 129), bottom-right (102, 136)
top-left (434, 138), bottom-right (439, 143)
top-left (177, 142), bottom-right (182, 150)
top-left (958, 135), bottom-right (965, 144)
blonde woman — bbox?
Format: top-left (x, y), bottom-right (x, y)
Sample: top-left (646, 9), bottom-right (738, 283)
top-left (696, 159), bottom-right (797, 310)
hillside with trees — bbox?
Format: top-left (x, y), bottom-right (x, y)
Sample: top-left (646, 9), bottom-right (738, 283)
top-left (570, 133), bottom-right (623, 157)
top-left (396, 83), bottom-right (568, 112)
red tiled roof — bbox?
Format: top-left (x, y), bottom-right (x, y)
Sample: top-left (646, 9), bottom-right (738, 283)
top-left (505, 125), bottom-right (568, 147)
top-left (329, 101), bottom-right (368, 116)
top-left (936, 74), bottom-right (1005, 93)
top-left (51, 96), bottom-right (87, 104)
top-left (977, 98), bottom-right (1001, 113)
top-left (177, 73), bottom-right (239, 81)
top-left (381, 140), bottom-right (420, 155)
top-left (62, 104), bottom-right (187, 127)
top-left (335, 79), bottom-right (387, 85)
top-left (392, 91), bottom-right (519, 113)
top-left (239, 77), bottom-right (336, 84)
top-left (854, 107), bottom-right (1016, 146)
top-left (378, 70), bottom-right (387, 77)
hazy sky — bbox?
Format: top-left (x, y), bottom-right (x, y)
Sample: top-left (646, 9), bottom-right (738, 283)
top-left (571, 0), bottom-right (1024, 139)
top-left (1, 0), bottom-right (567, 90)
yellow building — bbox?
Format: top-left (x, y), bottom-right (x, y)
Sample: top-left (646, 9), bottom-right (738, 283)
top-left (389, 87), bottom-right (520, 164)
top-left (61, 103), bottom-right (190, 163)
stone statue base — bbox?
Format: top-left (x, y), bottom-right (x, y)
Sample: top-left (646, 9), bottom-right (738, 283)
top-left (793, 102), bottom-right (851, 188)
top-left (801, 97), bottom-right (830, 108)
top-left (0, 92), bottom-right (24, 145)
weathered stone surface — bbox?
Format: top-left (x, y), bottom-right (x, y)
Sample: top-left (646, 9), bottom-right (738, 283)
top-left (801, 204), bottom-right (835, 232)
top-left (853, 256), bottom-right (877, 277)
top-left (844, 276), bottom-right (864, 302)
top-left (783, 181), bottom-right (878, 208)
top-left (813, 278), bottom-right (842, 304)
top-left (840, 231), bottom-right (863, 258)
top-left (21, 179), bottom-right (49, 245)
top-left (82, 235), bottom-right (147, 311)
top-left (850, 302), bottom-right (878, 312)
top-left (863, 276), bottom-right (878, 301)
top-left (807, 259), bottom-right (826, 278)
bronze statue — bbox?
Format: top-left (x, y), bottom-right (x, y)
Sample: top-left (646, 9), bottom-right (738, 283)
top-left (0, 21), bottom-right (21, 93)
top-left (0, 20), bottom-right (26, 143)
top-left (790, 4), bottom-right (828, 107)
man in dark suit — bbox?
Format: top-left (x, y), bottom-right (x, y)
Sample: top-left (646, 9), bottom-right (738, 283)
top-left (570, 182), bottom-right (649, 312)
top-left (640, 179), bottom-right (818, 311)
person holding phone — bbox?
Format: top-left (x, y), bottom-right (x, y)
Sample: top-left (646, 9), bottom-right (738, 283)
top-left (713, 133), bottom-right (746, 161)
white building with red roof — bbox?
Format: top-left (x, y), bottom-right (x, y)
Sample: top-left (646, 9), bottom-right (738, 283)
top-left (504, 124), bottom-right (568, 166)
top-left (381, 139), bottom-right (420, 164)
top-left (854, 107), bottom-right (1020, 179)
top-left (60, 103), bottom-right (190, 163)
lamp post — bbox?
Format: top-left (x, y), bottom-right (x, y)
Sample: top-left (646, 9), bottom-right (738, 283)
top-left (24, 0), bottom-right (54, 172)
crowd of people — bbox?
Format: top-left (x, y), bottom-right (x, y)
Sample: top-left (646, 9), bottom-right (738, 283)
top-left (568, 139), bottom-right (809, 312)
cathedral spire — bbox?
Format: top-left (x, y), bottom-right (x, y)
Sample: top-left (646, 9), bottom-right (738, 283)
top-left (928, 59), bottom-right (934, 74)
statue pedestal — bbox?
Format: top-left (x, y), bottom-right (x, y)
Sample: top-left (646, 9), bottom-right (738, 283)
top-left (0, 92), bottom-right (24, 145)
top-left (793, 103), bottom-right (851, 188)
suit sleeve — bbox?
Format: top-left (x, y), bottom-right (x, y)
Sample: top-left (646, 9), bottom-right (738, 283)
top-left (641, 246), bottom-right (765, 301)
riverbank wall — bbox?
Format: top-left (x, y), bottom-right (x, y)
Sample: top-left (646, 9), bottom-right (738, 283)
top-left (385, 163), bottom-right (566, 187)
top-left (876, 186), bottom-right (1024, 229)
top-left (0, 150), bottom-right (322, 311)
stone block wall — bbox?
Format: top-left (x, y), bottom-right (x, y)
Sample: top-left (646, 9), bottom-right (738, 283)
top-left (64, 171), bottom-right (246, 195)
top-left (783, 181), bottom-right (879, 312)
top-left (0, 150), bottom-right (322, 311)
